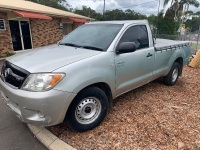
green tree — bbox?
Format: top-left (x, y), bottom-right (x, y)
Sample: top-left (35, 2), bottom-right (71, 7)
top-left (148, 14), bottom-right (158, 27)
top-left (185, 15), bottom-right (200, 32)
top-left (196, 11), bottom-right (200, 16)
top-left (73, 7), bottom-right (147, 21)
top-left (102, 9), bottom-right (146, 21)
top-left (163, 0), bottom-right (199, 21)
top-left (185, 10), bottom-right (194, 15)
top-left (156, 10), bottom-right (179, 35)
top-left (163, 0), bottom-right (199, 8)
top-left (74, 6), bottom-right (102, 20)
top-left (26, 0), bottom-right (70, 11)
top-left (157, 0), bottom-right (199, 35)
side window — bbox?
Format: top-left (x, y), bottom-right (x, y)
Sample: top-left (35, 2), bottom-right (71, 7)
top-left (118, 25), bottom-right (149, 50)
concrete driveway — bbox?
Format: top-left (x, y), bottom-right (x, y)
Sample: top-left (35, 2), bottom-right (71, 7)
top-left (0, 60), bottom-right (47, 150)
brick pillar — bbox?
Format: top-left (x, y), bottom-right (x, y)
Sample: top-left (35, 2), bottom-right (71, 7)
top-left (0, 11), bottom-right (14, 57)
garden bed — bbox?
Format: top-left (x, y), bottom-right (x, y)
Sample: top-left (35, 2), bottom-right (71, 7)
top-left (49, 66), bottom-right (200, 150)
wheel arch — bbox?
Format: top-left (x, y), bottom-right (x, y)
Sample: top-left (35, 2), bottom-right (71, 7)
top-left (65, 82), bottom-right (113, 119)
top-left (77, 82), bottom-right (113, 108)
top-left (174, 57), bottom-right (183, 75)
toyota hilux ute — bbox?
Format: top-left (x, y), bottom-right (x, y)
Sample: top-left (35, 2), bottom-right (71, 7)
top-left (0, 20), bottom-right (191, 131)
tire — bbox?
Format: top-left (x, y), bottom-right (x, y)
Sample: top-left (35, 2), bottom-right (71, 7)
top-left (163, 62), bottom-right (181, 86)
top-left (65, 87), bottom-right (109, 132)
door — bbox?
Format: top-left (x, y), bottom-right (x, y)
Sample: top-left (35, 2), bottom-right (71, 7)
top-left (9, 20), bottom-right (22, 51)
top-left (9, 20), bottom-right (32, 51)
top-left (20, 21), bottom-right (32, 50)
top-left (62, 23), bottom-right (72, 36)
top-left (115, 25), bottom-right (154, 96)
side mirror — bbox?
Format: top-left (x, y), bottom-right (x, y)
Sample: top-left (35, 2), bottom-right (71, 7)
top-left (116, 42), bottom-right (137, 54)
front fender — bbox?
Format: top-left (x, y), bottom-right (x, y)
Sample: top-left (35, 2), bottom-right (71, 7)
top-left (53, 52), bottom-right (116, 96)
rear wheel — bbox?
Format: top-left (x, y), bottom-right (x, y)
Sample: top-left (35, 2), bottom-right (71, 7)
top-left (66, 87), bottom-right (109, 132)
top-left (163, 62), bottom-right (181, 86)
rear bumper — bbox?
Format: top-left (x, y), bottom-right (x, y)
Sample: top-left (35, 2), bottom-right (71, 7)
top-left (0, 78), bottom-right (76, 126)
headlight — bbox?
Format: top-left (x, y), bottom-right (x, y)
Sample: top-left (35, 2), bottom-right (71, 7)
top-left (21, 73), bottom-right (65, 92)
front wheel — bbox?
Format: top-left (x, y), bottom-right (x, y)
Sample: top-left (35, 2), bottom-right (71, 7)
top-left (65, 87), bottom-right (109, 132)
top-left (163, 62), bottom-right (181, 86)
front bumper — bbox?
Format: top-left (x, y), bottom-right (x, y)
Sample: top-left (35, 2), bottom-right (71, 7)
top-left (0, 78), bottom-right (76, 126)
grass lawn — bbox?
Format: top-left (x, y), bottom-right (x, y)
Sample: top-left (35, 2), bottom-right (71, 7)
top-left (192, 42), bottom-right (200, 50)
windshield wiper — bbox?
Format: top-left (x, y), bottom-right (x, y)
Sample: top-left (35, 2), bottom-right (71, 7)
top-left (59, 43), bottom-right (80, 48)
top-left (59, 43), bottom-right (104, 51)
top-left (81, 45), bottom-right (104, 51)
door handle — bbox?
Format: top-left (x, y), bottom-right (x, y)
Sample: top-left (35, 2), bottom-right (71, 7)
top-left (116, 61), bottom-right (125, 67)
top-left (116, 61), bottom-right (125, 65)
top-left (146, 53), bottom-right (153, 57)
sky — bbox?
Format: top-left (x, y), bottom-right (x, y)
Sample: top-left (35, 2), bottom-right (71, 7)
top-left (67, 0), bottom-right (200, 16)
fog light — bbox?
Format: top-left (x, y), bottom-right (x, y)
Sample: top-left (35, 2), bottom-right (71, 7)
top-left (38, 112), bottom-right (45, 118)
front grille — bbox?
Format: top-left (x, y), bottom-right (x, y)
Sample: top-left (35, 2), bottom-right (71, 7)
top-left (1, 61), bottom-right (30, 88)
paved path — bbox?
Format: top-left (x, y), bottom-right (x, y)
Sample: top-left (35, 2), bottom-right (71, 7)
top-left (0, 60), bottom-right (47, 150)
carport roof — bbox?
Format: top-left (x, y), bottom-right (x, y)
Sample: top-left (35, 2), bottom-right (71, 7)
top-left (0, 0), bottom-right (93, 20)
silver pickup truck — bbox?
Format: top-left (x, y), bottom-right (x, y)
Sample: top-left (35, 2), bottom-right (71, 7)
top-left (0, 20), bottom-right (191, 131)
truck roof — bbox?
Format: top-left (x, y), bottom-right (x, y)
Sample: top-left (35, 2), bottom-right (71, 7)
top-left (87, 20), bottom-right (148, 25)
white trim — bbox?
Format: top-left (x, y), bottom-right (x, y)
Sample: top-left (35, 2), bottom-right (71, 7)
top-left (14, 49), bottom-right (32, 53)
top-left (29, 20), bottom-right (34, 49)
top-left (21, 20), bottom-right (33, 50)
top-left (8, 18), bottom-right (29, 22)
top-left (0, 19), bottom-right (6, 30)
top-left (9, 20), bottom-right (15, 51)
top-left (18, 21), bottom-right (25, 50)
top-left (8, 17), bottom-right (22, 20)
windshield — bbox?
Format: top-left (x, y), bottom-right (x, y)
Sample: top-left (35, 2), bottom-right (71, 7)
top-left (59, 24), bottom-right (123, 51)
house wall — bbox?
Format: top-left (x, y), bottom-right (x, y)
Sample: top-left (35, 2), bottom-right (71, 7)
top-left (0, 12), bottom-right (85, 56)
top-left (73, 22), bottom-right (84, 30)
top-left (0, 11), bottom-right (13, 56)
top-left (30, 18), bottom-right (63, 48)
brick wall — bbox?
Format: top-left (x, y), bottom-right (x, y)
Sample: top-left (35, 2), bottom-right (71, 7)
top-left (30, 18), bottom-right (63, 48)
top-left (0, 12), bottom-right (13, 56)
top-left (72, 22), bottom-right (84, 30)
top-left (0, 14), bottom-right (85, 55)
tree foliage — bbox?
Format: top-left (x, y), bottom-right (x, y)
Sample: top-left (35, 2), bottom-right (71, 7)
top-left (103, 9), bottom-right (147, 21)
top-left (163, 0), bottom-right (199, 8)
top-left (25, 0), bottom-right (200, 34)
top-left (163, 0), bottom-right (199, 24)
top-left (196, 11), bottom-right (200, 16)
top-left (73, 6), bottom-right (147, 21)
top-left (185, 18), bottom-right (200, 32)
top-left (147, 14), bottom-right (158, 27)
top-left (184, 11), bottom-right (200, 32)
top-left (26, 0), bottom-right (70, 11)
top-left (157, 11), bottom-right (179, 35)
top-left (74, 6), bottom-right (102, 20)
top-left (159, 0), bottom-right (200, 35)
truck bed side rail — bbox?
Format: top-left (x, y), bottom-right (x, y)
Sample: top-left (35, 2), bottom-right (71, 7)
top-left (155, 43), bottom-right (190, 52)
